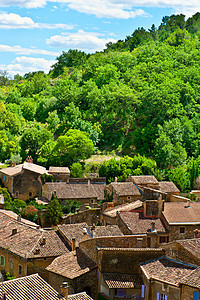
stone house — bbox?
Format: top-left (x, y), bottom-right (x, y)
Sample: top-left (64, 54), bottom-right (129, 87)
top-left (161, 201), bottom-right (200, 241)
top-left (127, 175), bottom-right (159, 190)
top-left (0, 211), bottom-right (68, 282)
top-left (46, 248), bottom-right (98, 299)
top-left (140, 256), bottom-right (197, 300)
top-left (42, 181), bottom-right (105, 207)
top-left (0, 160), bottom-right (47, 200)
top-left (48, 166), bottom-right (70, 182)
top-left (179, 266), bottom-right (200, 300)
top-left (158, 181), bottom-right (180, 201)
top-left (105, 181), bottom-right (142, 205)
top-left (100, 200), bottom-right (143, 226)
top-left (0, 273), bottom-right (93, 300)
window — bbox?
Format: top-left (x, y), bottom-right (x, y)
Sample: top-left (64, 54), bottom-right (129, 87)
top-left (6, 177), bottom-right (8, 183)
top-left (15, 191), bottom-right (19, 198)
top-left (180, 227), bottom-right (185, 234)
top-left (157, 293), bottom-right (168, 300)
top-left (29, 192), bottom-right (32, 198)
top-left (0, 256), bottom-right (5, 267)
top-left (127, 196), bottom-right (131, 200)
top-left (33, 180), bottom-right (35, 185)
top-left (193, 291), bottom-right (199, 300)
top-left (3, 176), bottom-right (5, 181)
top-left (19, 265), bottom-right (22, 276)
top-left (10, 260), bottom-right (14, 272)
top-left (141, 285), bottom-right (147, 299)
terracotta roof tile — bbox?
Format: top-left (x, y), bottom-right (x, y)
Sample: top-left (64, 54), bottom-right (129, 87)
top-left (0, 273), bottom-right (65, 300)
top-left (0, 162), bottom-right (47, 176)
top-left (103, 200), bottom-right (143, 218)
top-left (0, 212), bottom-right (68, 259)
top-left (118, 211), bottom-right (166, 234)
top-left (178, 238), bottom-right (200, 260)
top-left (46, 249), bottom-right (97, 279)
top-left (130, 175), bottom-right (158, 185)
top-left (58, 223), bottom-right (90, 244)
top-left (140, 256), bottom-right (196, 286)
top-left (180, 266), bottom-right (200, 288)
top-left (103, 273), bottom-right (142, 289)
top-left (94, 225), bottom-right (123, 237)
top-left (162, 202), bottom-right (200, 224)
top-left (110, 182), bottom-right (141, 196)
top-left (159, 181), bottom-right (180, 193)
top-left (68, 292), bottom-right (93, 300)
top-left (44, 182), bottom-right (105, 200)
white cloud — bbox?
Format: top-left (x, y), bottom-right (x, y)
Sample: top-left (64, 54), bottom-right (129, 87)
top-left (0, 44), bottom-right (59, 56)
top-left (0, 56), bottom-right (56, 76)
top-left (46, 30), bottom-right (117, 52)
top-left (0, 12), bottom-right (74, 29)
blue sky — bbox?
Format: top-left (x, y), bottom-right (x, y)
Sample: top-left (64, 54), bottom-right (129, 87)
top-left (0, 0), bottom-right (199, 77)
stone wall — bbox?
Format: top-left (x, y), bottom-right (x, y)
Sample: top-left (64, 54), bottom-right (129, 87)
top-left (180, 284), bottom-right (200, 300)
top-left (0, 248), bottom-right (27, 278)
top-left (169, 224), bottom-right (200, 241)
top-left (64, 208), bottom-right (100, 225)
top-left (79, 235), bottom-right (150, 262)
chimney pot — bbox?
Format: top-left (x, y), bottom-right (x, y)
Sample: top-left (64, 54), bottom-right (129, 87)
top-left (72, 238), bottom-right (76, 251)
top-left (60, 282), bottom-right (69, 300)
top-left (151, 221), bottom-right (155, 232)
top-left (12, 228), bottom-right (17, 235)
top-left (114, 177), bottom-right (118, 183)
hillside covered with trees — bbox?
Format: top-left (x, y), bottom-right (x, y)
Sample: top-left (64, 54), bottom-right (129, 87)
top-left (1, 12), bottom-right (200, 191)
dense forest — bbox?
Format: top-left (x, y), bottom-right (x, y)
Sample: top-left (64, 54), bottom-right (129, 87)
top-left (1, 13), bottom-right (200, 192)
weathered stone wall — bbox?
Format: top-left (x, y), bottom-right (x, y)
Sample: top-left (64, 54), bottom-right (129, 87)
top-left (169, 224), bottom-right (200, 241)
top-left (79, 235), bottom-right (149, 262)
top-left (169, 194), bottom-right (188, 202)
top-left (64, 208), bottom-right (100, 225)
top-left (98, 248), bottom-right (165, 274)
top-left (27, 257), bottom-right (54, 282)
top-left (163, 242), bottom-right (200, 266)
top-left (148, 280), bottom-right (179, 300)
top-left (0, 248), bottom-right (27, 278)
top-left (181, 284), bottom-right (200, 300)
top-left (100, 213), bottom-right (116, 226)
top-left (117, 212), bottom-right (132, 235)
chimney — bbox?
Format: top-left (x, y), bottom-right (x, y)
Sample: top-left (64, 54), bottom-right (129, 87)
top-left (185, 200), bottom-right (191, 208)
top-left (60, 282), bottom-right (69, 300)
top-left (72, 238), bottom-right (76, 251)
top-left (12, 162), bottom-right (16, 167)
top-left (17, 215), bottom-right (21, 222)
top-left (151, 221), bottom-right (155, 232)
top-left (114, 177), bottom-right (118, 183)
top-left (83, 231), bottom-right (87, 241)
top-left (41, 237), bottom-right (46, 245)
top-left (26, 156), bottom-right (33, 163)
top-left (88, 179), bottom-right (90, 187)
top-left (12, 228), bottom-right (17, 235)
top-left (194, 229), bottom-right (199, 238)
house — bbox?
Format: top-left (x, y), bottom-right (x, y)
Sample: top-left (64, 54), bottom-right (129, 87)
top-left (42, 181), bottom-right (105, 207)
top-left (48, 166), bottom-right (70, 182)
top-left (161, 201), bottom-right (200, 241)
top-left (140, 256), bottom-right (197, 300)
top-left (127, 175), bottom-right (159, 190)
top-left (0, 273), bottom-right (93, 300)
top-left (0, 211), bottom-right (68, 281)
top-left (0, 209), bottom-right (40, 228)
top-left (117, 211), bottom-right (168, 248)
top-left (105, 181), bottom-right (142, 205)
top-left (46, 248), bottom-right (98, 299)
top-left (101, 200), bottom-right (143, 226)
top-left (180, 266), bottom-right (200, 300)
top-left (0, 159), bottom-right (47, 200)
top-left (163, 238), bottom-right (200, 266)
top-left (158, 181), bottom-right (180, 201)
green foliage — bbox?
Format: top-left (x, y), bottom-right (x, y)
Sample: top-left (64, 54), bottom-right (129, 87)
top-left (41, 173), bottom-right (54, 184)
top-left (46, 196), bottom-right (63, 226)
top-left (70, 162), bottom-right (83, 178)
top-left (62, 200), bottom-right (81, 214)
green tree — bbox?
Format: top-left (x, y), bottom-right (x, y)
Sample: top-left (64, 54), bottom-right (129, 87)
top-left (46, 196), bottom-right (63, 226)
top-left (70, 162), bottom-right (83, 178)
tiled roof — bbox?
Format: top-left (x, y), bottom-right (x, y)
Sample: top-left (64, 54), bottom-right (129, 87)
top-left (0, 209), bottom-right (39, 228)
top-left (162, 202), bottom-right (200, 224)
top-left (46, 249), bottom-right (97, 279)
top-left (110, 182), bottom-right (141, 196)
top-left (178, 238), bottom-right (200, 260)
top-left (49, 166), bottom-right (70, 173)
top-left (180, 266), bottom-right (200, 288)
top-left (94, 225), bottom-right (123, 237)
top-left (58, 223), bottom-right (90, 244)
top-left (103, 273), bottom-right (142, 289)
top-left (103, 200), bottom-right (143, 218)
top-left (159, 181), bottom-right (180, 193)
top-left (68, 292), bottom-right (93, 300)
top-left (44, 182), bottom-right (105, 200)
top-left (130, 175), bottom-right (159, 185)
top-left (0, 162), bottom-right (47, 176)
top-left (0, 273), bottom-right (65, 300)
top-left (140, 256), bottom-right (196, 286)
top-left (0, 212), bottom-right (68, 259)
top-left (118, 211), bottom-right (166, 234)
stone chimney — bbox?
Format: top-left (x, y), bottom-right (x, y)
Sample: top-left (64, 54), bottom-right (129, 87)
top-left (12, 228), bottom-right (17, 235)
top-left (87, 179), bottom-right (90, 187)
top-left (12, 162), bottom-right (16, 167)
top-left (60, 282), bottom-right (69, 300)
top-left (17, 215), bottom-right (21, 222)
top-left (72, 238), bottom-right (76, 251)
top-left (114, 177), bottom-right (118, 183)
